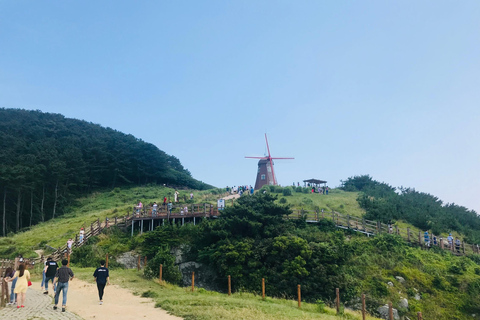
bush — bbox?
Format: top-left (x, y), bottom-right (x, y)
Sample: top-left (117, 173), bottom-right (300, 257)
top-left (144, 247), bottom-right (182, 285)
top-left (295, 186), bottom-right (303, 193)
top-left (282, 187), bottom-right (293, 196)
top-left (279, 197), bottom-right (287, 204)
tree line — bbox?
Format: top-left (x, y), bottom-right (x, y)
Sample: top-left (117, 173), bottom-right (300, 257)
top-left (341, 175), bottom-right (480, 243)
top-left (0, 108), bottom-right (211, 236)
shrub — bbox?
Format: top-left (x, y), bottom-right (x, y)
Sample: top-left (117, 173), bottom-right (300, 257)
top-left (295, 186), bottom-right (303, 193)
top-left (141, 290), bottom-right (158, 298)
top-left (282, 187), bottom-right (293, 196)
top-left (144, 247), bottom-right (182, 285)
top-left (279, 198), bottom-right (287, 204)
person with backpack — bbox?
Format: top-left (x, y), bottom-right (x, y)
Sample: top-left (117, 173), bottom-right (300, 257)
top-left (93, 260), bottom-right (110, 305)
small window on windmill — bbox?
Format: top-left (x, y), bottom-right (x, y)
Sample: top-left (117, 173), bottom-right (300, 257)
top-left (267, 166), bottom-right (272, 173)
top-left (261, 174), bottom-right (266, 180)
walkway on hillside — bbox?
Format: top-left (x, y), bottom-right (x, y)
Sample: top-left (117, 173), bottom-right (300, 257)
top-left (0, 280), bottom-right (182, 320)
top-left (0, 284), bottom-right (82, 320)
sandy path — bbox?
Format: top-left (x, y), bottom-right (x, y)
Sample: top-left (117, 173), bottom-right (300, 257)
top-left (35, 279), bottom-right (182, 320)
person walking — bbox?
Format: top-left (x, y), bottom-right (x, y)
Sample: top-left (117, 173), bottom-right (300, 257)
top-left (79, 228), bottom-right (85, 244)
top-left (53, 259), bottom-right (74, 312)
top-left (93, 260), bottom-right (110, 305)
top-left (6, 263), bottom-right (30, 308)
top-left (5, 267), bottom-right (16, 305)
top-left (44, 257), bottom-right (58, 294)
top-left (67, 238), bottom-right (73, 254)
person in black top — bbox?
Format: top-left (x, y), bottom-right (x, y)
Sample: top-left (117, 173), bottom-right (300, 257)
top-left (44, 257), bottom-right (58, 294)
top-left (53, 259), bottom-right (74, 312)
top-left (93, 260), bottom-right (110, 305)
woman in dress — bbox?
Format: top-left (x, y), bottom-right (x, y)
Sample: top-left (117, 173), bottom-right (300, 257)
top-left (6, 263), bottom-right (31, 308)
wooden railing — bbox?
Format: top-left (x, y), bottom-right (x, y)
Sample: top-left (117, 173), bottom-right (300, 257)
top-left (287, 209), bottom-right (477, 255)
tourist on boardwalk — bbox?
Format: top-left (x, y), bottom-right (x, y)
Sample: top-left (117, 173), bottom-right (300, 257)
top-left (53, 259), bottom-right (74, 312)
top-left (326, 186), bottom-right (329, 195)
top-left (455, 238), bottom-right (461, 253)
top-left (174, 190), bottom-right (179, 202)
top-left (44, 257), bottom-right (58, 294)
top-left (167, 201), bottom-right (173, 218)
top-left (136, 201), bottom-right (143, 215)
top-left (163, 196), bottom-right (167, 207)
top-left (93, 260), bottom-right (110, 305)
top-left (447, 233), bottom-right (454, 247)
top-left (424, 231), bottom-right (430, 247)
top-left (5, 267), bottom-right (16, 305)
top-left (190, 192), bottom-right (194, 200)
top-left (6, 263), bottom-right (30, 308)
top-left (67, 238), bottom-right (73, 254)
top-left (79, 227), bottom-right (85, 244)
top-left (152, 202), bottom-right (158, 216)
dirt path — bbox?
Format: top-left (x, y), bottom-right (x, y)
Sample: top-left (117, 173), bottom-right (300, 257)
top-left (33, 279), bottom-right (182, 320)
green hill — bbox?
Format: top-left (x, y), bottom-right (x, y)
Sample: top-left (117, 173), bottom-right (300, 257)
top-left (2, 185), bottom-right (480, 319)
top-left (0, 108), bottom-right (212, 236)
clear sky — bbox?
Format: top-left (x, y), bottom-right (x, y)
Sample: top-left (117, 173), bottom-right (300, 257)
top-left (1, 1), bottom-right (479, 213)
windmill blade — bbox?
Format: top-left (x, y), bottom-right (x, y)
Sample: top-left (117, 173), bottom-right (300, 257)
top-left (269, 157), bottom-right (276, 185)
top-left (265, 133), bottom-right (272, 159)
top-left (245, 156), bottom-right (268, 159)
top-left (271, 157), bottom-right (295, 160)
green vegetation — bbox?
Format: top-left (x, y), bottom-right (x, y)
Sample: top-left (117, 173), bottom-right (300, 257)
top-left (341, 175), bottom-right (480, 243)
top-left (262, 185), bottom-right (365, 217)
top-left (0, 108), bottom-right (212, 236)
top-left (0, 184), bottom-right (225, 258)
top-left (3, 183), bottom-right (480, 319)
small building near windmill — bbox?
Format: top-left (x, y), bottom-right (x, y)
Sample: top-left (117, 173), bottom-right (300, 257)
top-left (303, 178), bottom-right (327, 188)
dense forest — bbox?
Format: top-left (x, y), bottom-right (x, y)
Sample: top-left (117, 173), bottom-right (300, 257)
top-left (0, 108), bottom-right (211, 235)
top-left (341, 175), bottom-right (480, 243)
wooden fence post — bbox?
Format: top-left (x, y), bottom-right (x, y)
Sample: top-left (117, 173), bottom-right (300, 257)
top-left (347, 215), bottom-right (350, 229)
top-left (1, 277), bottom-right (4, 307)
top-left (417, 311), bottom-right (423, 320)
top-left (159, 264), bottom-right (163, 283)
top-left (361, 293), bottom-right (366, 320)
top-left (228, 275), bottom-right (231, 296)
top-left (389, 302), bottom-right (394, 320)
top-left (336, 288), bottom-right (340, 314)
top-left (106, 254), bottom-right (109, 268)
top-left (297, 284), bottom-right (301, 308)
top-left (440, 237), bottom-right (444, 249)
top-left (418, 231), bottom-right (422, 246)
top-left (191, 272), bottom-right (195, 292)
top-left (137, 256), bottom-right (140, 271)
top-left (262, 278), bottom-right (265, 300)
top-left (144, 256), bottom-right (147, 267)
top-left (67, 253), bottom-right (70, 267)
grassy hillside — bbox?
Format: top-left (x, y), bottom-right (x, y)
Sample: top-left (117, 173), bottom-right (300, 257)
top-left (273, 187), bottom-right (366, 217)
top-left (3, 186), bottom-right (480, 319)
top-left (0, 185), bottom-right (225, 258)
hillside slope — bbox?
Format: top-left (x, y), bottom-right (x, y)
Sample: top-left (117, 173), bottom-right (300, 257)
top-left (0, 108), bottom-right (212, 235)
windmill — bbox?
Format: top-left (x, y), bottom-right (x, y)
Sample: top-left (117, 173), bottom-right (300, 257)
top-left (245, 134), bottom-right (294, 190)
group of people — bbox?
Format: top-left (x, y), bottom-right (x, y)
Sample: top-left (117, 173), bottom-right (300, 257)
top-left (310, 186), bottom-right (329, 194)
top-left (423, 231), bottom-right (462, 252)
top-left (227, 185), bottom-right (254, 196)
top-left (3, 257), bottom-right (109, 312)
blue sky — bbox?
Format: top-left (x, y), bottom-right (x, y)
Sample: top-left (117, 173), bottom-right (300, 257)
top-left (1, 1), bottom-right (479, 213)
